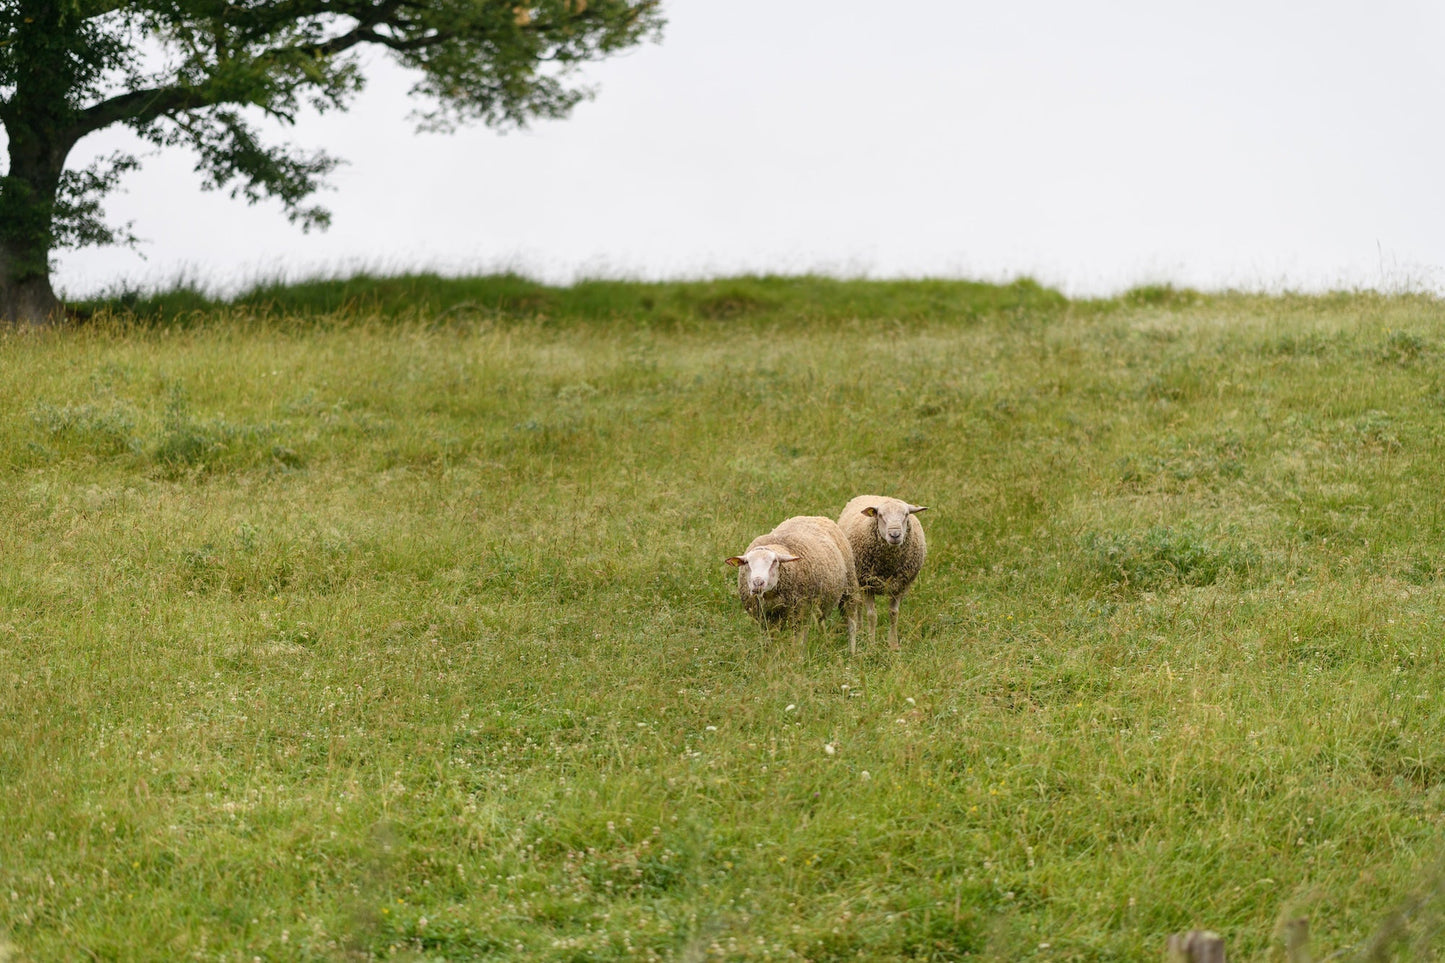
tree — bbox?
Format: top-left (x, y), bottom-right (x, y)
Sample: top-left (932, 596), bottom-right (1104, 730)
top-left (0, 0), bottom-right (662, 324)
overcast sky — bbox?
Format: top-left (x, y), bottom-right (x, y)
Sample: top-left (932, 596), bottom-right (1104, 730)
top-left (53, 1), bottom-right (1445, 298)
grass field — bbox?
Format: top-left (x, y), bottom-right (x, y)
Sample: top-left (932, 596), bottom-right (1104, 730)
top-left (5, 276), bottom-right (1445, 961)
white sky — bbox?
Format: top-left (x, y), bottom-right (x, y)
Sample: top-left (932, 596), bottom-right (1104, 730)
top-left (53, 1), bottom-right (1445, 298)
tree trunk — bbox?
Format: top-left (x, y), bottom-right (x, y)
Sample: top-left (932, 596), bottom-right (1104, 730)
top-left (0, 134), bottom-right (72, 326)
top-left (0, 238), bottom-right (64, 325)
top-left (1, 2), bottom-right (80, 327)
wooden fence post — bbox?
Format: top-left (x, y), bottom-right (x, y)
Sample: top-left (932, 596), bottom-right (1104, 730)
top-left (1166, 930), bottom-right (1226, 963)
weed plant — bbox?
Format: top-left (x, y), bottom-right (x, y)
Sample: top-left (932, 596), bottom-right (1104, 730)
top-left (3, 279), bottom-right (1445, 960)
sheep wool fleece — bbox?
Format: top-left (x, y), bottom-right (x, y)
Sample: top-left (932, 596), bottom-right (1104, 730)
top-left (837, 495), bottom-right (927, 597)
top-left (737, 516), bottom-right (858, 626)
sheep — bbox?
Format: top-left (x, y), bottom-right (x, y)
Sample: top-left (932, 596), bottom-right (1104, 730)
top-left (725, 515), bottom-right (859, 653)
top-left (837, 495), bottom-right (928, 649)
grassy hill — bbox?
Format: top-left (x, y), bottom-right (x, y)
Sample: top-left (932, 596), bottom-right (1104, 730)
top-left (5, 277), bottom-right (1445, 960)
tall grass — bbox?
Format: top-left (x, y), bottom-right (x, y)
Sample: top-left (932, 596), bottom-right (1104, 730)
top-left (3, 278), bottom-right (1445, 960)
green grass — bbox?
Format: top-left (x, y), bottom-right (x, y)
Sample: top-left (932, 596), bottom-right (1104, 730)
top-left (76, 272), bottom-right (1069, 327)
top-left (6, 277), bottom-right (1445, 960)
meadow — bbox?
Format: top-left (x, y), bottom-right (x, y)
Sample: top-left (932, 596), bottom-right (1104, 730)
top-left (3, 276), bottom-right (1445, 961)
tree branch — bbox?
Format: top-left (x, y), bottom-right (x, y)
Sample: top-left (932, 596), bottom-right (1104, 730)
top-left (74, 85), bottom-right (220, 138)
top-left (70, 0), bottom-right (455, 138)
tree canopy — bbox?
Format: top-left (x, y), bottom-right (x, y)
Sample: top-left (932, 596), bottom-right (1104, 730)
top-left (0, 0), bottom-right (663, 323)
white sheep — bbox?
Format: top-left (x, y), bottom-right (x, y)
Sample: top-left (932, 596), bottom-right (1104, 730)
top-left (725, 515), bottom-right (859, 652)
top-left (837, 495), bottom-right (928, 649)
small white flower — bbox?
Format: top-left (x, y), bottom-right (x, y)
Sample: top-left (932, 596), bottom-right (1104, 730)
top-left (824, 744), bottom-right (835, 755)
top-left (906, 697), bottom-right (916, 706)
top-left (705, 725), bottom-right (717, 731)
top-left (859, 771), bottom-right (871, 780)
top-left (419, 917), bottom-right (428, 929)
top-left (785, 704), bottom-right (796, 712)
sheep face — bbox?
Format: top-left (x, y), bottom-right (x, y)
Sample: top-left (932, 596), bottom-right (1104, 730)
top-left (861, 502), bottom-right (927, 547)
top-left (725, 548), bottom-right (801, 596)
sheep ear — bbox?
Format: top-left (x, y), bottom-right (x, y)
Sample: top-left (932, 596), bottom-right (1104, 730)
top-left (861, 506), bottom-right (879, 517)
top-left (724, 556), bottom-right (746, 567)
top-left (908, 505), bottom-right (929, 515)
top-left (776, 554), bottom-right (802, 564)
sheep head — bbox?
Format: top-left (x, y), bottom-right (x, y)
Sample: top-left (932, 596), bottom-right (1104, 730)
top-left (860, 501), bottom-right (927, 547)
top-left (725, 548), bottom-right (801, 596)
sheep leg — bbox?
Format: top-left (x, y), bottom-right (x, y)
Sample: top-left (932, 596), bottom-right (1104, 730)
top-left (844, 597), bottom-right (859, 656)
top-left (887, 593), bottom-right (904, 649)
top-left (794, 614), bottom-right (810, 654)
top-left (863, 592), bottom-right (878, 644)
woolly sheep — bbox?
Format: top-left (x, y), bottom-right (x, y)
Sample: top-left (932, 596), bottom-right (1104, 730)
top-left (837, 495), bottom-right (928, 649)
top-left (725, 515), bottom-right (859, 653)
